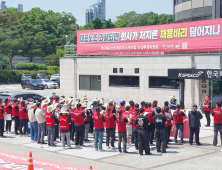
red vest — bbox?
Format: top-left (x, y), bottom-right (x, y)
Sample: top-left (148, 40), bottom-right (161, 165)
top-left (117, 116), bottom-right (126, 132)
top-left (118, 107), bottom-right (125, 113)
top-left (46, 113), bottom-right (55, 126)
top-left (70, 109), bottom-right (75, 122)
top-left (213, 107), bottom-right (222, 124)
top-left (19, 106), bottom-right (28, 119)
top-left (4, 104), bottom-right (12, 115)
top-left (12, 104), bottom-right (19, 116)
top-left (0, 106), bottom-right (4, 119)
top-left (131, 114), bottom-right (139, 129)
top-left (74, 109), bottom-right (84, 125)
top-left (93, 113), bottom-right (104, 129)
top-left (105, 112), bottom-right (115, 128)
top-left (145, 108), bottom-right (154, 123)
top-left (204, 100), bottom-right (211, 111)
top-left (173, 110), bottom-right (184, 124)
top-left (164, 112), bottom-right (172, 127)
top-left (59, 115), bottom-right (69, 130)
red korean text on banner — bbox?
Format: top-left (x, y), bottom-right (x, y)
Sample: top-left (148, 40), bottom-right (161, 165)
top-left (77, 18), bottom-right (222, 55)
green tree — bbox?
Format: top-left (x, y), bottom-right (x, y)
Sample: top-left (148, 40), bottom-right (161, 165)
top-left (82, 23), bottom-right (94, 30)
top-left (56, 47), bottom-right (65, 57)
top-left (158, 14), bottom-right (173, 24)
top-left (91, 17), bottom-right (103, 29)
top-left (103, 19), bottom-right (115, 29)
top-left (1, 55), bottom-right (10, 69)
top-left (116, 11), bottom-right (138, 26)
top-left (44, 54), bottom-right (59, 67)
top-left (114, 20), bottom-right (130, 28)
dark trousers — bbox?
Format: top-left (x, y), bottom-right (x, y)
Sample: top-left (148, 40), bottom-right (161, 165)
top-left (106, 128), bottom-right (115, 147)
top-left (213, 124), bottom-right (222, 146)
top-left (155, 128), bottom-right (166, 153)
top-left (149, 123), bottom-right (155, 144)
top-left (118, 131), bottom-right (127, 151)
top-left (131, 128), bottom-right (134, 143)
top-left (54, 124), bottom-right (59, 140)
top-left (19, 119), bottom-right (28, 135)
top-left (14, 116), bottom-right (20, 134)
top-left (204, 111), bottom-right (211, 126)
top-left (6, 120), bottom-right (12, 132)
top-left (70, 122), bottom-right (75, 140)
top-left (89, 118), bottom-right (94, 133)
top-left (138, 130), bottom-right (150, 155)
top-left (166, 125), bottom-right (171, 143)
top-left (0, 119), bottom-right (4, 136)
top-left (75, 125), bottom-right (84, 146)
top-left (189, 127), bottom-right (200, 144)
top-left (133, 131), bottom-right (138, 149)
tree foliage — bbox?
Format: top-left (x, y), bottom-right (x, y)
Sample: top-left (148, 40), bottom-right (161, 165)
top-left (44, 54), bottom-right (60, 67)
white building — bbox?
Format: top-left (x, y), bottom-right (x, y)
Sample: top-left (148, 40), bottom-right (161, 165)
top-left (60, 54), bottom-right (222, 109)
top-left (85, 0), bottom-right (106, 24)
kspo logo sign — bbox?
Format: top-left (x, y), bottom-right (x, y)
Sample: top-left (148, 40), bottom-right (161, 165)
top-left (178, 71), bottom-right (204, 78)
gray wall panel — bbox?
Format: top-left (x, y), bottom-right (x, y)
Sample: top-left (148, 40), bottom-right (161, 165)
top-left (192, 7), bottom-right (204, 17)
top-left (182, 9), bottom-right (192, 18)
top-left (203, 6), bottom-right (212, 15)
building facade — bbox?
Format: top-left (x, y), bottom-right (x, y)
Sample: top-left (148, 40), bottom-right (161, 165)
top-left (1, 1), bottom-right (23, 11)
top-left (85, 0), bottom-right (106, 24)
top-left (173, 0), bottom-right (222, 23)
top-left (60, 55), bottom-right (222, 108)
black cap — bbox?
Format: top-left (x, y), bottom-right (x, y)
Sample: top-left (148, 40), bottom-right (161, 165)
top-left (147, 102), bottom-right (152, 107)
top-left (141, 101), bottom-right (145, 105)
top-left (139, 108), bottom-right (144, 113)
top-left (135, 103), bottom-right (139, 107)
top-left (125, 105), bottom-right (130, 111)
top-left (192, 105), bottom-right (197, 108)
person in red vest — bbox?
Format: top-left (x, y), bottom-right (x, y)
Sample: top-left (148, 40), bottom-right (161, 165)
top-left (141, 101), bottom-right (145, 109)
top-left (55, 96), bottom-right (60, 104)
top-left (131, 108), bottom-right (139, 150)
top-left (173, 104), bottom-right (186, 143)
top-left (212, 102), bottom-right (222, 146)
top-left (124, 106), bottom-right (132, 146)
top-left (144, 102), bottom-right (155, 145)
top-left (163, 106), bottom-right (173, 147)
top-left (105, 107), bottom-right (116, 149)
top-left (4, 98), bottom-right (13, 133)
top-left (93, 106), bottom-right (106, 152)
top-left (118, 101), bottom-right (126, 113)
top-left (152, 100), bottom-right (158, 108)
top-left (70, 102), bottom-right (76, 142)
top-left (117, 109), bottom-right (129, 153)
top-left (12, 99), bottom-right (20, 135)
top-left (59, 107), bottom-right (72, 149)
top-left (19, 101), bottom-right (28, 137)
top-left (74, 103), bottom-right (86, 148)
top-left (46, 105), bottom-right (57, 147)
top-left (203, 95), bottom-right (211, 127)
top-left (0, 99), bottom-right (6, 138)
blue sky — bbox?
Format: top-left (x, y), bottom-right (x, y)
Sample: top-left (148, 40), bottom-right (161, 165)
top-left (4, 0), bottom-right (173, 26)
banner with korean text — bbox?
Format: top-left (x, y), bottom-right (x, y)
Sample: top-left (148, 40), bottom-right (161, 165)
top-left (77, 18), bottom-right (222, 55)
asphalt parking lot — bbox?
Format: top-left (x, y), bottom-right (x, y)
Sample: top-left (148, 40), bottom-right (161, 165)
top-left (0, 84), bottom-right (60, 96)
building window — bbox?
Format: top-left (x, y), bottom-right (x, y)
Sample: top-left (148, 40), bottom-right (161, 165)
top-left (135, 68), bottom-right (139, 74)
top-left (79, 75), bottom-right (101, 91)
top-left (109, 76), bottom-right (139, 87)
top-left (119, 68), bottom-right (123, 73)
top-left (113, 68), bottom-right (117, 73)
top-left (149, 76), bottom-right (179, 89)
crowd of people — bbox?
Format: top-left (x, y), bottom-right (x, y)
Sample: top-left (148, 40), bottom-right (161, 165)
top-left (0, 93), bottom-right (222, 155)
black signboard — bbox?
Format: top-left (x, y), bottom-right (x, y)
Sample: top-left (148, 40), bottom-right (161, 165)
top-left (168, 68), bottom-right (222, 80)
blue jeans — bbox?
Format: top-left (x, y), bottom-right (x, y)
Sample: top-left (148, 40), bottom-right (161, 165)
top-left (174, 124), bottom-right (184, 142)
top-left (94, 131), bottom-right (103, 150)
top-left (30, 121), bottom-right (38, 141)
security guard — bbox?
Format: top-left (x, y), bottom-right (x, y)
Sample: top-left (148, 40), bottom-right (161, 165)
top-left (135, 108), bottom-right (151, 155)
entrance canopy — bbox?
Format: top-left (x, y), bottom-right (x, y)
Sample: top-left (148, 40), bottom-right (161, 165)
top-left (168, 68), bottom-right (222, 80)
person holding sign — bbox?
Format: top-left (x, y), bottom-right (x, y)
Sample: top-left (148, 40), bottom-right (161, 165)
top-left (0, 99), bottom-right (6, 138)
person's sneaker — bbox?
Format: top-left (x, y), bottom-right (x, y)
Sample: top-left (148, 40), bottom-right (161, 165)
top-left (135, 148), bottom-right (139, 150)
top-left (127, 143), bottom-right (131, 146)
top-left (123, 150), bottom-right (128, 153)
top-left (37, 142), bottom-right (41, 144)
top-left (205, 125), bottom-right (210, 127)
top-left (196, 143), bottom-right (201, 146)
top-left (114, 139), bottom-right (118, 141)
top-left (95, 148), bottom-right (98, 151)
top-left (85, 139), bottom-right (90, 141)
top-left (119, 150), bottom-right (122, 153)
top-left (48, 144), bottom-right (51, 146)
top-left (41, 142), bottom-right (47, 145)
top-left (19, 135), bottom-right (23, 137)
top-left (74, 145), bottom-right (79, 148)
top-left (111, 147), bottom-right (117, 150)
top-left (98, 149), bottom-right (105, 152)
top-left (68, 147), bottom-right (72, 149)
top-left (146, 152), bottom-right (152, 155)
top-left (15, 133), bottom-right (19, 135)
top-left (51, 144), bottom-right (57, 147)
top-left (213, 144), bottom-right (216, 146)
top-left (80, 145), bottom-right (85, 147)
top-left (106, 146), bottom-right (111, 149)
top-left (174, 140), bottom-right (178, 143)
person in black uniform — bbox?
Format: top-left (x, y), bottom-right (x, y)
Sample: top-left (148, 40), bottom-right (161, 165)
top-left (0, 99), bottom-right (6, 138)
top-left (135, 108), bottom-right (151, 155)
top-left (153, 107), bottom-right (167, 153)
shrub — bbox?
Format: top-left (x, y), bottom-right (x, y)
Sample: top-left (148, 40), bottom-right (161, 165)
top-left (26, 62), bottom-right (36, 70)
top-left (47, 66), bottom-right (59, 72)
top-left (15, 62), bottom-right (27, 70)
top-left (36, 64), bottom-right (47, 70)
